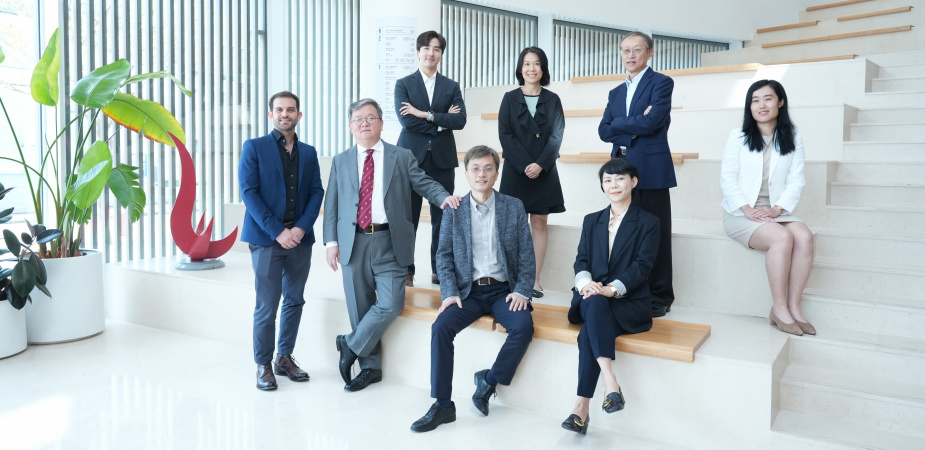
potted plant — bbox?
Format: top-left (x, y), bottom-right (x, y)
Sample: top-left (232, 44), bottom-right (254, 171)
top-left (0, 30), bottom-right (190, 343)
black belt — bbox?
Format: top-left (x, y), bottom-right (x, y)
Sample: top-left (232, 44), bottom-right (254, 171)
top-left (356, 223), bottom-right (389, 234)
top-left (473, 277), bottom-right (505, 286)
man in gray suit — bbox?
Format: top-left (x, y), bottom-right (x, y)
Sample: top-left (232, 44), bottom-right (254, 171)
top-left (324, 98), bottom-right (461, 392)
top-left (411, 145), bottom-right (535, 432)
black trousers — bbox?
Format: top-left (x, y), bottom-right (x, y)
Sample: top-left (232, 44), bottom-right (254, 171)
top-left (409, 150), bottom-right (454, 275)
top-left (576, 295), bottom-right (626, 398)
top-left (430, 284), bottom-right (534, 399)
top-left (634, 187), bottom-right (674, 307)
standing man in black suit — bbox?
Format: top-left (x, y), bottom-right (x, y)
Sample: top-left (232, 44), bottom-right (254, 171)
top-left (394, 30), bottom-right (467, 287)
top-left (598, 31), bottom-right (677, 317)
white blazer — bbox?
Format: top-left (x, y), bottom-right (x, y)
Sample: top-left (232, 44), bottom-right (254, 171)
top-left (720, 128), bottom-right (805, 216)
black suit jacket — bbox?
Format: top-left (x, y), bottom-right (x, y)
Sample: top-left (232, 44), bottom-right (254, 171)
top-left (394, 71), bottom-right (466, 169)
top-left (568, 204), bottom-right (660, 334)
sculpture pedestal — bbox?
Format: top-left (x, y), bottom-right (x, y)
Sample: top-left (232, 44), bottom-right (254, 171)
top-left (175, 258), bottom-right (226, 271)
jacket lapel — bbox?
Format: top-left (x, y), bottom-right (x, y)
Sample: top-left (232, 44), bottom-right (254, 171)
top-left (629, 69), bottom-right (654, 116)
top-left (432, 73), bottom-right (447, 110)
top-left (609, 206), bottom-right (639, 266)
top-left (413, 72), bottom-right (432, 110)
top-left (381, 142), bottom-right (398, 196)
top-left (345, 145), bottom-right (360, 191)
top-left (267, 133), bottom-right (285, 180)
top-left (593, 208), bottom-right (610, 275)
top-left (460, 193), bottom-right (473, 278)
top-left (614, 84), bottom-right (628, 119)
top-left (512, 91), bottom-right (541, 135)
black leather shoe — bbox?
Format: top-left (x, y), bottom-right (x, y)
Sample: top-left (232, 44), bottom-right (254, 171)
top-left (651, 303), bottom-right (670, 318)
top-left (256, 362), bottom-right (278, 391)
top-left (472, 369), bottom-right (496, 416)
top-left (406, 273), bottom-right (414, 287)
top-left (411, 401), bottom-right (456, 432)
top-left (336, 335), bottom-right (357, 384)
top-left (532, 288), bottom-right (544, 298)
top-left (345, 368), bottom-right (382, 392)
top-left (602, 391), bottom-right (625, 413)
top-left (561, 414), bottom-right (589, 434)
top-left (274, 354), bottom-right (310, 382)
top-left (431, 274), bottom-right (440, 284)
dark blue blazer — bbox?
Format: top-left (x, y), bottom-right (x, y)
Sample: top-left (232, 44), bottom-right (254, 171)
top-left (239, 133), bottom-right (324, 247)
top-left (568, 204), bottom-right (660, 334)
top-left (394, 71), bottom-right (466, 169)
top-left (598, 69), bottom-right (678, 190)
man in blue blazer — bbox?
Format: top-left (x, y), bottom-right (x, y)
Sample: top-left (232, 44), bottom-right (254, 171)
top-left (598, 31), bottom-right (677, 317)
top-left (411, 146), bottom-right (535, 432)
top-left (239, 91), bottom-right (325, 391)
top-left (395, 30), bottom-right (467, 286)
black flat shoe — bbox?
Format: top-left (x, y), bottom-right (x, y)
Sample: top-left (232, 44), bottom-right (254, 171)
top-left (410, 401), bottom-right (457, 432)
top-left (336, 335), bottom-right (357, 384)
top-left (602, 391), bottom-right (625, 413)
top-left (561, 414), bottom-right (589, 434)
top-left (651, 303), bottom-right (670, 318)
top-left (532, 288), bottom-right (544, 298)
top-left (345, 368), bottom-right (382, 392)
top-left (472, 369), bottom-right (496, 416)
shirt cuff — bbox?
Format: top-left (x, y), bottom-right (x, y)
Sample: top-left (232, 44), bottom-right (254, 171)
top-left (575, 271), bottom-right (592, 291)
top-left (607, 279), bottom-right (627, 297)
top-left (325, 241), bottom-right (338, 247)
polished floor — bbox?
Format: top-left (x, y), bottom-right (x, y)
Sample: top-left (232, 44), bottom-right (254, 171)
top-left (0, 321), bottom-right (687, 450)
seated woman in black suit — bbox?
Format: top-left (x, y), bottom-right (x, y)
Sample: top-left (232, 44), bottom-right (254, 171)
top-left (561, 158), bottom-right (660, 434)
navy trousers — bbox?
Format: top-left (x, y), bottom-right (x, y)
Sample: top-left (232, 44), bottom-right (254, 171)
top-left (430, 283), bottom-right (534, 399)
top-left (576, 294), bottom-right (626, 398)
top-left (250, 241), bottom-right (312, 364)
top-left (635, 187), bottom-right (674, 307)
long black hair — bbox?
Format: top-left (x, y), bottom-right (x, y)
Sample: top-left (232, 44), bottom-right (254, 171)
top-left (515, 47), bottom-right (551, 86)
top-left (741, 79), bottom-right (796, 155)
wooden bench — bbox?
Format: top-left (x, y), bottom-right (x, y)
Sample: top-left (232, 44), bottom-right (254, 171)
top-left (838, 6), bottom-right (913, 21)
top-left (756, 21), bottom-right (819, 34)
top-left (455, 151), bottom-right (698, 165)
top-left (807, 0), bottom-right (870, 12)
top-left (399, 287), bottom-right (712, 363)
top-left (762, 25), bottom-right (913, 48)
top-left (480, 107), bottom-right (683, 120)
top-left (571, 63), bottom-right (762, 83)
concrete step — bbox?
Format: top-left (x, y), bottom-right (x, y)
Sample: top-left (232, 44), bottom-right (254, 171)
top-left (830, 181), bottom-right (925, 208)
top-left (872, 75), bottom-right (925, 92)
top-left (815, 229), bottom-right (925, 265)
top-left (748, 7), bottom-right (923, 47)
top-left (842, 142), bottom-right (925, 162)
top-left (773, 410), bottom-right (925, 449)
top-left (824, 205), bottom-right (925, 237)
top-left (878, 62), bottom-right (925, 78)
top-left (849, 122), bottom-right (925, 141)
top-left (799, 0), bottom-right (919, 22)
top-left (866, 50), bottom-right (925, 67)
top-left (854, 90), bottom-right (925, 108)
top-left (807, 257), bottom-right (925, 302)
top-left (836, 161), bottom-right (925, 184)
top-left (855, 106), bottom-right (925, 123)
top-left (802, 289), bottom-right (925, 341)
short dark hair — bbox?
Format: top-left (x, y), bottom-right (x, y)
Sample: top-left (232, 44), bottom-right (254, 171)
top-left (621, 31), bottom-right (654, 51)
top-left (347, 98), bottom-right (383, 121)
top-left (598, 158), bottom-right (639, 192)
top-left (741, 79), bottom-right (797, 155)
top-left (416, 31), bottom-right (447, 52)
top-left (515, 47), bottom-right (551, 87)
top-left (464, 145), bottom-right (500, 169)
top-left (269, 91), bottom-right (299, 111)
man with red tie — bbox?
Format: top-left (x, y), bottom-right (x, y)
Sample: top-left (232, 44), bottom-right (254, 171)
top-left (323, 98), bottom-right (461, 392)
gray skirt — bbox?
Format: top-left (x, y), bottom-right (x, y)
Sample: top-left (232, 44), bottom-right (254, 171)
top-left (723, 212), bottom-right (803, 248)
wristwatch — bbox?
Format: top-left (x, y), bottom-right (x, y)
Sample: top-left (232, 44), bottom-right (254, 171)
top-left (427, 111), bottom-right (434, 122)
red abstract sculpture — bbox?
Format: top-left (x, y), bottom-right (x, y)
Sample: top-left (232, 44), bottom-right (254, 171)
top-left (169, 132), bottom-right (238, 261)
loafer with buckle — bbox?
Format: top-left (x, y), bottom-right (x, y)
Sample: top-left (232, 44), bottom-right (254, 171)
top-left (561, 414), bottom-right (589, 434)
top-left (274, 354), bottom-right (310, 382)
top-left (602, 391), bottom-right (625, 413)
top-left (256, 362), bottom-right (278, 391)
top-left (411, 401), bottom-right (456, 432)
top-left (472, 369), bottom-right (496, 416)
top-left (336, 335), bottom-right (357, 383)
top-left (345, 368), bottom-right (382, 392)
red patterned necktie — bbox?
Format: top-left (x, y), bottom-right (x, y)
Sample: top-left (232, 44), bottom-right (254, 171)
top-left (357, 148), bottom-right (374, 229)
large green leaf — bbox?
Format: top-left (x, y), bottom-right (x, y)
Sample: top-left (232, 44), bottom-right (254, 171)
top-left (65, 141), bottom-right (113, 210)
top-left (31, 29), bottom-right (61, 106)
top-left (108, 164), bottom-right (146, 223)
top-left (3, 229), bottom-right (21, 256)
top-left (123, 71), bottom-right (193, 98)
top-left (8, 286), bottom-right (27, 309)
top-left (70, 59), bottom-right (132, 108)
top-left (102, 92), bottom-right (185, 146)
top-left (11, 260), bottom-right (36, 299)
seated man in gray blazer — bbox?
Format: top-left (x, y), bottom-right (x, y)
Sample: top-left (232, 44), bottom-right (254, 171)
top-left (324, 98), bottom-right (461, 392)
top-left (411, 145), bottom-right (535, 432)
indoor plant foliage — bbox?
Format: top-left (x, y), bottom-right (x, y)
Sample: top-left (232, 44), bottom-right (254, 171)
top-left (0, 184), bottom-right (63, 309)
top-left (0, 29), bottom-right (192, 259)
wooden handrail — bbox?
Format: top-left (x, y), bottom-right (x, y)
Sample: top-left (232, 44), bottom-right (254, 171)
top-left (571, 63), bottom-right (761, 83)
top-left (807, 0), bottom-right (870, 12)
top-left (757, 21), bottom-right (819, 34)
top-left (762, 25), bottom-right (913, 48)
top-left (838, 6), bottom-right (913, 21)
top-left (770, 54), bottom-right (856, 65)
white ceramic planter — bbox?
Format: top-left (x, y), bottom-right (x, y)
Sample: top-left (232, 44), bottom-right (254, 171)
top-left (0, 301), bottom-right (27, 358)
top-left (25, 250), bottom-right (104, 343)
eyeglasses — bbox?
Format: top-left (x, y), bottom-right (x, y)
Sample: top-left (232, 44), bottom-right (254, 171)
top-left (620, 47), bottom-right (648, 56)
top-left (350, 116), bottom-right (381, 125)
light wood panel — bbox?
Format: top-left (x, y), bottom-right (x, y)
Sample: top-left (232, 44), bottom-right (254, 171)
top-left (757, 21), bottom-right (819, 34)
top-left (571, 63), bottom-right (762, 84)
top-left (455, 151), bottom-right (696, 165)
top-left (762, 25), bottom-right (913, 48)
top-left (770, 54), bottom-right (857, 65)
top-left (480, 107), bottom-right (683, 120)
top-left (806, 0), bottom-right (870, 12)
top-left (838, 6), bottom-right (913, 21)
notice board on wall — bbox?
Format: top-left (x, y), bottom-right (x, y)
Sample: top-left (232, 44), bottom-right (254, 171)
top-left (376, 17), bottom-right (418, 134)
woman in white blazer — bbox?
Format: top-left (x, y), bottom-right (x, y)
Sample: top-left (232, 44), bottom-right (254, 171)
top-left (720, 80), bottom-right (815, 336)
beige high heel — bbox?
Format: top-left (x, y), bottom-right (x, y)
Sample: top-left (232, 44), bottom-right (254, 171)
top-left (795, 320), bottom-right (816, 335)
top-left (770, 310), bottom-right (803, 336)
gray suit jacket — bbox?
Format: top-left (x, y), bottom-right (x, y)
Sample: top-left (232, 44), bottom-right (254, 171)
top-left (323, 141), bottom-right (450, 267)
top-left (436, 191), bottom-right (535, 302)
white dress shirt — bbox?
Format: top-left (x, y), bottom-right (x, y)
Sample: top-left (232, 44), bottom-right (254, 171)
top-left (574, 206), bottom-right (628, 297)
top-left (625, 66), bottom-right (650, 115)
top-left (325, 140), bottom-right (387, 248)
top-left (420, 69), bottom-right (443, 132)
top-left (470, 193), bottom-right (505, 282)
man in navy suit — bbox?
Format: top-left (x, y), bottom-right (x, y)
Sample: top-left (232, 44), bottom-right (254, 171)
top-left (598, 31), bottom-right (677, 318)
top-left (394, 30), bottom-right (467, 287)
top-left (411, 145), bottom-right (535, 432)
top-left (239, 91), bottom-right (325, 391)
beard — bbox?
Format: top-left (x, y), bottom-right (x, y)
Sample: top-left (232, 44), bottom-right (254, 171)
top-left (274, 119), bottom-right (296, 132)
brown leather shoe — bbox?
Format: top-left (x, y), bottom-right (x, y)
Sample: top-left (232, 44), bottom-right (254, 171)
top-left (770, 310), bottom-right (803, 336)
top-left (406, 273), bottom-right (414, 287)
top-left (796, 320), bottom-right (816, 336)
top-left (256, 362), bottom-right (278, 391)
top-left (274, 354), bottom-right (310, 382)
